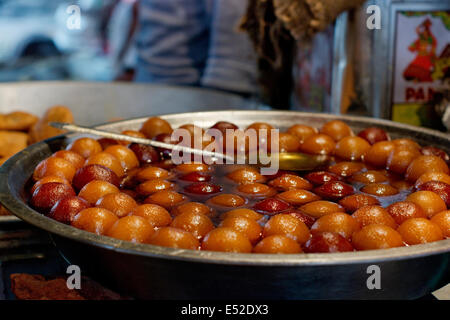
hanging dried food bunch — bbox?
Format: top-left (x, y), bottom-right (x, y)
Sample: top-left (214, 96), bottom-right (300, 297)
top-left (240, 0), bottom-right (366, 106)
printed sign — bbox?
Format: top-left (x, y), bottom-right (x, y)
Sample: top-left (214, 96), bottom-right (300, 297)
top-left (392, 11), bottom-right (450, 125)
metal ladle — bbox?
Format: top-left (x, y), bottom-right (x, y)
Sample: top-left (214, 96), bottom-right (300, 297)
top-left (50, 122), bottom-right (330, 171)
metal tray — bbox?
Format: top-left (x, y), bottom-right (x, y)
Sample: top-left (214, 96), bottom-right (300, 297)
top-left (0, 110), bottom-right (449, 299)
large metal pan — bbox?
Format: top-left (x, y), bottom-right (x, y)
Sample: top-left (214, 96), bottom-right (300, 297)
top-left (0, 110), bottom-right (449, 299)
top-left (0, 81), bottom-right (254, 126)
top-left (0, 82), bottom-right (253, 223)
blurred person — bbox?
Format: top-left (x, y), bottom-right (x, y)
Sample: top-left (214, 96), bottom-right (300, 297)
top-left (134, 0), bottom-right (259, 97)
top-left (107, 0), bottom-right (139, 81)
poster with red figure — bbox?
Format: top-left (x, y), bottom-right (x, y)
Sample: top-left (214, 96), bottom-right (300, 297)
top-left (403, 18), bottom-right (437, 83)
top-left (392, 11), bottom-right (450, 125)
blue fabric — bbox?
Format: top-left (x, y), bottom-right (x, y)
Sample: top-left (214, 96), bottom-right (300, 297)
top-left (135, 0), bottom-right (258, 95)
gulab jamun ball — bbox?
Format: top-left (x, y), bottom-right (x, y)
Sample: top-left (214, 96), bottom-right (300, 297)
top-left (28, 118), bottom-right (449, 253)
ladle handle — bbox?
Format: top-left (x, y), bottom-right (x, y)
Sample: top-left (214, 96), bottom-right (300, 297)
top-left (49, 122), bottom-right (235, 162)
